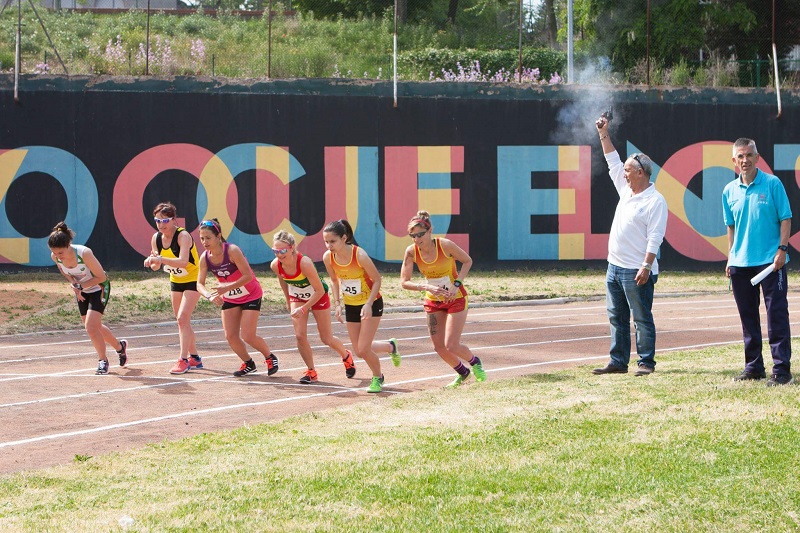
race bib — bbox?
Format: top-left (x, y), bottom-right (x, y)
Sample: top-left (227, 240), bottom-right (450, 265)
top-left (426, 276), bottom-right (452, 291)
top-left (225, 285), bottom-right (251, 299)
top-left (288, 284), bottom-right (315, 301)
top-left (341, 279), bottom-right (362, 297)
top-left (163, 265), bottom-right (185, 276)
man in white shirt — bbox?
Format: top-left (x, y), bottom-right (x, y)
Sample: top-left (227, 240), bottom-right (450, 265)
top-left (592, 114), bottom-right (668, 376)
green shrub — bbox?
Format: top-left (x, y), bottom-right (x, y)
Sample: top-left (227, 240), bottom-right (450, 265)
top-left (0, 48), bottom-right (14, 70)
top-left (666, 59), bottom-right (693, 86)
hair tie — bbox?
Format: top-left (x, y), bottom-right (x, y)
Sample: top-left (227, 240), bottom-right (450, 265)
top-left (411, 217), bottom-right (431, 229)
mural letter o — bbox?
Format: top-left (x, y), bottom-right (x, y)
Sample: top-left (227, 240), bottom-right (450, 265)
top-left (114, 144), bottom-right (219, 256)
top-left (0, 146), bottom-right (97, 266)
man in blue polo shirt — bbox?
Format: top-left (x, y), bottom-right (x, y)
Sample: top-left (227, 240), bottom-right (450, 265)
top-left (722, 137), bottom-right (793, 386)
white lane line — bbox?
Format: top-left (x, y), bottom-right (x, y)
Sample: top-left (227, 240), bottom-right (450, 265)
top-left (0, 297), bottom-right (795, 356)
top-left (0, 313), bottom-right (425, 351)
top-left (0, 335), bottom-right (757, 451)
top-left (4, 311), bottom-right (793, 381)
top-left (0, 375), bottom-right (356, 409)
top-left (0, 321), bottom-right (730, 406)
top-left (0, 388), bottom-right (372, 450)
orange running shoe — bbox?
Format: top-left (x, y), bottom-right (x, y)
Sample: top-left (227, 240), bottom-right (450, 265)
top-left (342, 349), bottom-right (356, 378)
top-left (299, 369), bottom-right (318, 384)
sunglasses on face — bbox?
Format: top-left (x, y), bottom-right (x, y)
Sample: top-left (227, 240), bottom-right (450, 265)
top-left (154, 217), bottom-right (173, 224)
top-left (409, 230), bottom-right (428, 239)
top-left (272, 248), bottom-right (291, 255)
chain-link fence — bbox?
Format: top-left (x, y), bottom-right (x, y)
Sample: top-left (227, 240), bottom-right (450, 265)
top-left (0, 0), bottom-right (798, 87)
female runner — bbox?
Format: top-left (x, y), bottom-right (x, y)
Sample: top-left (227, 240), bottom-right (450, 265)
top-left (142, 202), bottom-right (203, 375)
top-left (197, 219), bottom-right (279, 377)
top-left (399, 211), bottom-right (486, 387)
top-left (48, 222), bottom-right (127, 375)
top-left (271, 230), bottom-right (356, 383)
top-left (322, 219), bottom-right (400, 393)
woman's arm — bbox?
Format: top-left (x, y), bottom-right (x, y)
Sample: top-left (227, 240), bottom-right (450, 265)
top-left (440, 238), bottom-right (473, 282)
top-left (270, 259), bottom-right (293, 311)
top-left (79, 248), bottom-right (108, 289)
top-left (157, 231), bottom-right (192, 269)
top-left (358, 248), bottom-right (382, 320)
top-left (297, 255), bottom-right (325, 311)
top-left (322, 251), bottom-right (343, 323)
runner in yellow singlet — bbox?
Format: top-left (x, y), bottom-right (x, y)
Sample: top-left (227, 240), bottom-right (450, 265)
top-left (142, 202), bottom-right (203, 374)
top-left (270, 230), bottom-right (356, 383)
top-left (48, 222), bottom-right (128, 375)
top-left (322, 219), bottom-right (400, 393)
top-left (399, 210), bottom-right (487, 388)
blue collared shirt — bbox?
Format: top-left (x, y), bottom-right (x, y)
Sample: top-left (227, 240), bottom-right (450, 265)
top-left (722, 168), bottom-right (792, 267)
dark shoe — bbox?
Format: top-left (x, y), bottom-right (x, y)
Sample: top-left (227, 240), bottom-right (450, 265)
top-left (117, 339), bottom-right (128, 367)
top-left (766, 373), bottom-right (794, 387)
top-left (592, 363), bottom-right (628, 375)
top-left (265, 354), bottom-right (279, 376)
top-left (95, 359), bottom-right (110, 375)
top-left (733, 370), bottom-right (767, 381)
top-left (299, 369), bottom-right (318, 384)
top-left (634, 364), bottom-right (654, 376)
top-left (233, 359), bottom-right (257, 377)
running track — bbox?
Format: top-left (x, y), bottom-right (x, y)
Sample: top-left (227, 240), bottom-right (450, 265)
top-left (1, 293), bottom-right (798, 474)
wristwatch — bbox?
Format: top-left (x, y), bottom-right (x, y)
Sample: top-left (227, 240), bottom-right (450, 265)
top-left (641, 262), bottom-right (652, 271)
top-left (778, 245), bottom-right (789, 252)
top-left (453, 279), bottom-right (463, 288)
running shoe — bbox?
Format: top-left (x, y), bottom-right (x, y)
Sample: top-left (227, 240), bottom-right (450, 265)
top-left (96, 359), bottom-right (109, 375)
top-left (265, 353), bottom-right (279, 376)
top-left (299, 369), bottom-right (318, 384)
top-left (446, 371), bottom-right (471, 389)
top-left (117, 339), bottom-right (128, 367)
top-left (233, 359), bottom-right (257, 377)
top-left (367, 375), bottom-right (384, 393)
top-left (189, 355), bottom-right (204, 369)
top-left (388, 339), bottom-right (401, 367)
top-left (342, 349), bottom-right (356, 378)
top-left (170, 358), bottom-right (190, 374)
top-left (471, 360), bottom-right (487, 382)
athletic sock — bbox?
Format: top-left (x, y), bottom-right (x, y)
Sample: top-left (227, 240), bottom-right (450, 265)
top-left (468, 356), bottom-right (481, 367)
top-left (454, 362), bottom-right (470, 377)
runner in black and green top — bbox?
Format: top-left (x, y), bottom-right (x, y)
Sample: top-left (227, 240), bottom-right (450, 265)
top-left (49, 221), bottom-right (128, 375)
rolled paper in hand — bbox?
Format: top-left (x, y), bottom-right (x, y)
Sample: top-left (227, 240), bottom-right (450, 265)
top-left (750, 264), bottom-right (775, 286)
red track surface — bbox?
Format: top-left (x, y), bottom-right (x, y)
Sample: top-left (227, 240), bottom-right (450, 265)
top-left (2, 293), bottom-right (798, 474)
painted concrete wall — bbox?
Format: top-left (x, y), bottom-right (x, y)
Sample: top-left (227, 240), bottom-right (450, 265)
top-left (1, 76), bottom-right (798, 270)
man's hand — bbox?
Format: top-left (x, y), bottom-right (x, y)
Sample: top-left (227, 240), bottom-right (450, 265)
top-left (595, 115), bottom-right (609, 134)
top-left (635, 267), bottom-right (650, 286)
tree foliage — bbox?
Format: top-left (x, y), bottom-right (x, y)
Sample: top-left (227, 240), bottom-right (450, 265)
top-left (563, 0), bottom-right (800, 73)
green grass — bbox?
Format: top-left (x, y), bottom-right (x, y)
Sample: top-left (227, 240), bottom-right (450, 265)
top-left (0, 268), bottom-right (731, 334)
top-left (2, 345), bottom-right (800, 531)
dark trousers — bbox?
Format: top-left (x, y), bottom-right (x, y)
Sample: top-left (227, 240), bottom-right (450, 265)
top-left (729, 265), bottom-right (792, 376)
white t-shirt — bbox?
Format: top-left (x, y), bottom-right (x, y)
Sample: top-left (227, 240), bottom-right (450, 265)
top-left (605, 151), bottom-right (668, 274)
